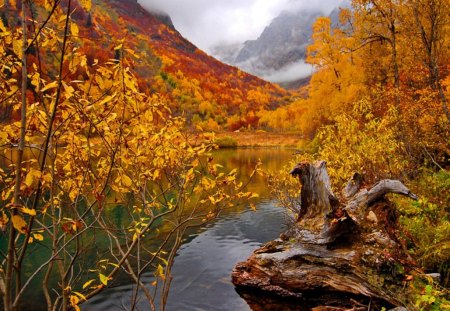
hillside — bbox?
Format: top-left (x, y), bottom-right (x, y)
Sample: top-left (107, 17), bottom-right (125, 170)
top-left (1, 0), bottom-right (290, 130)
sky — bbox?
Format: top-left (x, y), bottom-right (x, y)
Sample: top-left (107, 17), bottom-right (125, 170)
top-left (138, 0), bottom-right (344, 53)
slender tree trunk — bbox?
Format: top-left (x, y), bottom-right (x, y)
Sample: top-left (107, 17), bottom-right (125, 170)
top-left (413, 0), bottom-right (450, 124)
top-left (4, 1), bottom-right (27, 310)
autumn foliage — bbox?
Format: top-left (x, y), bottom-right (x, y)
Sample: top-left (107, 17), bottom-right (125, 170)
top-left (0, 1), bottom-right (261, 310)
top-left (264, 1), bottom-right (450, 307)
top-left (260, 0), bottom-right (449, 171)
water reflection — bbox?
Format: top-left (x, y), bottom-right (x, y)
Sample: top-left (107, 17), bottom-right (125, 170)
top-left (86, 148), bottom-right (294, 311)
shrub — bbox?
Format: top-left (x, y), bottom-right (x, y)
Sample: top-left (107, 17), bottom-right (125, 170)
top-left (215, 136), bottom-right (238, 148)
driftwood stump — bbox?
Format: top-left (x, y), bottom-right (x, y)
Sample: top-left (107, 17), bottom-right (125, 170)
top-left (232, 161), bottom-right (419, 310)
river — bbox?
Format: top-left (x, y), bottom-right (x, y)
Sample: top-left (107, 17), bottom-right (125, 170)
top-left (85, 148), bottom-right (295, 310)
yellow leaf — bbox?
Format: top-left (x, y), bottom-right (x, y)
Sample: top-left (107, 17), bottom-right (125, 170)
top-left (73, 291), bottom-right (87, 301)
top-left (152, 169), bottom-right (160, 181)
top-left (43, 0), bottom-right (53, 11)
top-left (13, 39), bottom-right (22, 59)
top-left (69, 189), bottom-right (78, 201)
top-left (71, 22), bottom-right (79, 37)
top-left (21, 207), bottom-right (36, 216)
top-left (70, 295), bottom-right (80, 310)
top-left (156, 264), bottom-right (165, 279)
top-left (33, 233), bottom-right (44, 241)
top-left (97, 94), bottom-right (115, 106)
top-left (41, 81), bottom-right (58, 92)
top-left (82, 279), bottom-right (95, 289)
top-left (0, 131), bottom-right (7, 142)
top-left (12, 215), bottom-right (27, 233)
top-left (79, 0), bottom-right (91, 11)
top-left (24, 168), bottom-right (41, 187)
top-left (99, 273), bottom-right (108, 285)
top-left (122, 174), bottom-right (132, 187)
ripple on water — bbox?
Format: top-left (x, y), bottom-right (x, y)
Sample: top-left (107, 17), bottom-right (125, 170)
top-left (86, 200), bottom-right (287, 311)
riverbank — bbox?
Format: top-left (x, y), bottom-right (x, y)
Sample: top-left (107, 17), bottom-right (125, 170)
top-left (214, 131), bottom-right (305, 148)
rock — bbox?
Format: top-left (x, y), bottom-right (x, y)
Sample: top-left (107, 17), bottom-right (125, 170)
top-left (426, 273), bottom-right (441, 283)
top-left (367, 210), bottom-right (378, 224)
top-left (364, 231), bottom-right (396, 248)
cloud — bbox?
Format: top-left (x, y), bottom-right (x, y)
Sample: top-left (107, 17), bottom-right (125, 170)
top-left (285, 0), bottom-right (348, 13)
top-left (138, 0), bottom-right (344, 52)
top-left (262, 60), bottom-right (314, 83)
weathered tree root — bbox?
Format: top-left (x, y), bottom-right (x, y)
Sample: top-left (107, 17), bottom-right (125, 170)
top-left (232, 161), bottom-right (418, 310)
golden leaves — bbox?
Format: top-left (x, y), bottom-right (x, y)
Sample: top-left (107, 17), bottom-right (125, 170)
top-left (12, 215), bottom-right (27, 233)
top-left (0, 19), bottom-right (10, 37)
top-left (21, 207), bottom-right (36, 216)
top-left (12, 38), bottom-right (22, 59)
top-left (99, 273), bottom-right (108, 285)
top-left (82, 279), bottom-right (95, 289)
top-left (70, 22), bottom-right (79, 37)
top-left (79, 0), bottom-right (92, 11)
top-left (69, 295), bottom-right (81, 311)
top-left (121, 174), bottom-right (132, 187)
top-left (156, 264), bottom-right (165, 280)
top-left (0, 131), bottom-right (7, 142)
top-left (24, 168), bottom-right (41, 188)
top-left (33, 233), bottom-right (44, 241)
top-left (40, 81), bottom-right (58, 93)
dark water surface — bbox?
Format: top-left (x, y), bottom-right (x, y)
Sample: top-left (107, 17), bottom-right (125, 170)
top-left (86, 148), bottom-right (295, 310)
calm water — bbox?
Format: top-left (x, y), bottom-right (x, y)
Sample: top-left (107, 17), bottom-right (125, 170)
top-left (86, 148), bottom-right (295, 310)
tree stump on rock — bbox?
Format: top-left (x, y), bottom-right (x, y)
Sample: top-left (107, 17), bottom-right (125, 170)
top-left (232, 161), bottom-right (418, 310)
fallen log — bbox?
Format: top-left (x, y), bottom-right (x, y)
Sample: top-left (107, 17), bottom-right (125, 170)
top-left (232, 161), bottom-right (418, 310)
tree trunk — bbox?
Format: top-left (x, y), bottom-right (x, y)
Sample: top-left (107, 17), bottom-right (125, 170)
top-left (232, 161), bottom-right (419, 310)
top-left (290, 161), bottom-right (338, 233)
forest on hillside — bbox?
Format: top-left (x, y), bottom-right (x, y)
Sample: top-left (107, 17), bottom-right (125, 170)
top-left (0, 0), bottom-right (448, 310)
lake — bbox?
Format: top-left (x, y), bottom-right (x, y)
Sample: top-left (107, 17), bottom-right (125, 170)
top-left (85, 148), bottom-right (295, 310)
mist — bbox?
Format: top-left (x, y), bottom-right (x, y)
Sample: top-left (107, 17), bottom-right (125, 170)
top-left (262, 61), bottom-right (314, 83)
top-left (137, 0), bottom-right (346, 51)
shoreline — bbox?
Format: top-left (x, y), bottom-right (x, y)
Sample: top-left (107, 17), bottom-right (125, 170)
top-left (214, 131), bottom-right (305, 148)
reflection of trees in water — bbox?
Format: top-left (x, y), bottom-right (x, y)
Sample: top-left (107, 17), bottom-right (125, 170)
top-left (212, 149), bottom-right (294, 198)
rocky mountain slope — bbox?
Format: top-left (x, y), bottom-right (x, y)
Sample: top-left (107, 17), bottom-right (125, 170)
top-left (1, 0), bottom-right (289, 128)
top-left (212, 6), bottom-right (344, 85)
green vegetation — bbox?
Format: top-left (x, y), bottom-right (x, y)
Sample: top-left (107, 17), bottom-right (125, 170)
top-left (396, 170), bottom-right (450, 283)
top-left (215, 135), bottom-right (238, 148)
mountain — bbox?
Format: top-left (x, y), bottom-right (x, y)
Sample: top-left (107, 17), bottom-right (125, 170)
top-left (211, 6), bottom-right (344, 86)
top-left (1, 0), bottom-right (289, 129)
top-left (212, 9), bottom-right (321, 84)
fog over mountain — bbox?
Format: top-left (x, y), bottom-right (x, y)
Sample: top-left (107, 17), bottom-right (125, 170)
top-left (137, 0), bottom-right (344, 51)
top-left (211, 6), bottom-right (346, 84)
top-left (211, 9), bottom-right (320, 83)
top-left (136, 0), bottom-right (348, 85)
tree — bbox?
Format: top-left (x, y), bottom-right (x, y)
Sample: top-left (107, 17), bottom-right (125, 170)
top-left (409, 0), bottom-right (450, 123)
top-left (0, 1), bottom-right (255, 310)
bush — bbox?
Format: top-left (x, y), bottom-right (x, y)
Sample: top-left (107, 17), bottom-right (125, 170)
top-left (395, 170), bottom-right (450, 286)
top-left (215, 136), bottom-right (238, 148)
top-left (318, 99), bottom-right (411, 188)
